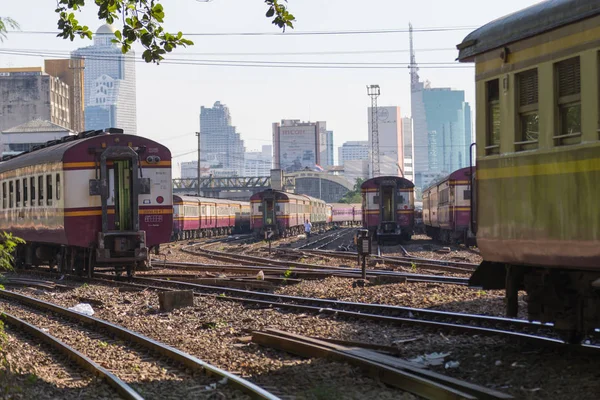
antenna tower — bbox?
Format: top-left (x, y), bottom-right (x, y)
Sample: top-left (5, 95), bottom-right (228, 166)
top-left (367, 84), bottom-right (381, 178)
top-left (409, 23), bottom-right (420, 91)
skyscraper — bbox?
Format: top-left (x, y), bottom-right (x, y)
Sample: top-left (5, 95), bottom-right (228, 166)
top-left (273, 119), bottom-right (327, 172)
top-left (72, 24), bottom-right (137, 135)
top-left (409, 24), bottom-right (472, 188)
top-left (200, 101), bottom-right (245, 176)
top-left (367, 106), bottom-right (404, 177)
top-left (325, 130), bottom-right (334, 167)
top-left (401, 117), bottom-right (415, 182)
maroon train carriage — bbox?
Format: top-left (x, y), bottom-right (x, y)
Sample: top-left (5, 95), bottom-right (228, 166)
top-left (361, 176), bottom-right (415, 242)
top-left (250, 189), bottom-right (327, 237)
top-left (0, 128), bottom-right (173, 277)
top-left (422, 167), bottom-right (473, 244)
top-left (329, 203), bottom-right (362, 226)
top-left (172, 196), bottom-right (251, 240)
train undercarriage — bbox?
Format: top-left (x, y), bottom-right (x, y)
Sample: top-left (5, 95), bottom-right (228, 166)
top-left (470, 262), bottom-right (600, 343)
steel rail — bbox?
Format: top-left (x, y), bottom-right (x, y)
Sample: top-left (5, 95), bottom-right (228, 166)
top-left (155, 260), bottom-right (469, 285)
top-left (1, 312), bottom-right (143, 400)
top-left (0, 289), bottom-right (280, 400)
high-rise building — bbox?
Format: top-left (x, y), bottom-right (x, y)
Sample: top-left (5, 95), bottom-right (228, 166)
top-left (325, 130), bottom-right (334, 167)
top-left (273, 119), bottom-right (327, 172)
top-left (402, 117), bottom-right (415, 182)
top-left (409, 24), bottom-right (472, 188)
top-left (338, 141), bottom-right (369, 164)
top-left (244, 145), bottom-right (272, 176)
top-left (0, 67), bottom-right (70, 132)
top-left (200, 101), bottom-right (245, 176)
top-left (72, 24), bottom-right (137, 135)
top-left (44, 59), bottom-right (85, 132)
top-left (367, 106), bottom-right (404, 177)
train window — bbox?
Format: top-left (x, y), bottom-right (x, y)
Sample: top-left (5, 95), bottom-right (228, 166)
top-left (38, 176), bottom-right (44, 206)
top-left (16, 179), bottom-right (20, 207)
top-left (30, 177), bottom-right (36, 206)
top-left (516, 69), bottom-right (539, 151)
top-left (486, 79), bottom-right (501, 155)
top-left (9, 181), bottom-right (14, 209)
top-left (56, 174), bottom-right (61, 200)
top-left (555, 57), bottom-right (581, 146)
top-left (1, 182), bottom-right (5, 209)
top-left (23, 178), bottom-right (28, 207)
top-left (372, 196), bottom-right (379, 205)
top-left (464, 190), bottom-right (471, 200)
top-left (46, 174), bottom-right (53, 206)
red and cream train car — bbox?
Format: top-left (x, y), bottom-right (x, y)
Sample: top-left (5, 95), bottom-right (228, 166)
top-left (172, 195), bottom-right (250, 240)
top-left (250, 189), bottom-right (327, 237)
top-left (0, 128), bottom-right (173, 276)
top-left (329, 203), bottom-right (362, 226)
top-left (361, 176), bottom-right (415, 242)
top-left (422, 167), bottom-right (473, 244)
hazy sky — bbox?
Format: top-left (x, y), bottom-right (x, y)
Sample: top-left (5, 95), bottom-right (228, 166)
top-left (2, 0), bottom-right (542, 173)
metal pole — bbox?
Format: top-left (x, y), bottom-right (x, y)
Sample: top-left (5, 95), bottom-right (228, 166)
top-left (196, 131), bottom-right (201, 196)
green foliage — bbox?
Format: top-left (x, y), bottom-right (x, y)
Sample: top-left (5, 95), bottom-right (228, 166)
top-left (283, 267), bottom-right (294, 281)
top-left (0, 17), bottom-right (19, 42)
top-left (51, 0), bottom-right (295, 64)
top-left (339, 178), bottom-right (365, 204)
top-left (410, 262), bottom-right (417, 272)
top-left (0, 233), bottom-right (25, 272)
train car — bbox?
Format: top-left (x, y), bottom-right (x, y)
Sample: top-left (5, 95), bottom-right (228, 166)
top-left (361, 176), bottom-right (415, 242)
top-left (422, 167), bottom-right (473, 244)
top-left (329, 203), bottom-right (362, 226)
top-left (457, 0), bottom-right (600, 340)
top-left (173, 196), bottom-right (251, 239)
top-left (0, 128), bottom-right (173, 277)
top-left (250, 189), bottom-right (327, 237)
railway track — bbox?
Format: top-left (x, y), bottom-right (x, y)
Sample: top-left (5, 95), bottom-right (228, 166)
top-left (24, 271), bottom-right (598, 352)
top-left (0, 289), bottom-right (280, 400)
top-left (168, 250), bottom-right (469, 285)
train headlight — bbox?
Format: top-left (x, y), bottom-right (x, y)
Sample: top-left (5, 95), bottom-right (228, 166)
top-left (146, 155), bottom-right (161, 164)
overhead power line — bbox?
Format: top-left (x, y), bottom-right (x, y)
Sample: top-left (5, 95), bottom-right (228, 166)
top-left (7, 25), bottom-right (477, 37)
top-left (0, 49), bottom-right (473, 70)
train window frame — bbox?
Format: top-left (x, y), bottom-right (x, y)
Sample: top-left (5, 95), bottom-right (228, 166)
top-left (464, 189), bottom-right (471, 201)
top-left (23, 178), bottom-right (28, 207)
top-left (56, 173), bottom-right (61, 201)
top-left (16, 179), bottom-right (21, 208)
top-left (9, 180), bottom-right (14, 209)
top-left (38, 175), bottom-right (44, 206)
top-left (1, 182), bottom-right (6, 209)
top-left (486, 79), bottom-right (501, 155)
top-left (30, 176), bottom-right (36, 206)
top-left (515, 68), bottom-right (539, 151)
top-left (46, 174), bottom-right (53, 206)
top-left (554, 56), bottom-right (582, 146)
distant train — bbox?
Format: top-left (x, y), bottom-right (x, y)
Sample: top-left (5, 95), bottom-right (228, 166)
top-left (361, 176), bottom-right (415, 243)
top-left (172, 196), bottom-right (251, 240)
top-left (422, 167), bottom-right (474, 244)
top-left (0, 128), bottom-right (173, 277)
top-left (249, 189), bottom-right (361, 237)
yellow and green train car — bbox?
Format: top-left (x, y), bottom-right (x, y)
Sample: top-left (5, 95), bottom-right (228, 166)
top-left (458, 0), bottom-right (600, 341)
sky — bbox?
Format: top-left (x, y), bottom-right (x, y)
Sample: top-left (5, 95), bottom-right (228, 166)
top-left (1, 0), bottom-right (543, 174)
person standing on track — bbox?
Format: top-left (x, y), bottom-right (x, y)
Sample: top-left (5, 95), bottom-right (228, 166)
top-left (304, 219), bottom-right (312, 238)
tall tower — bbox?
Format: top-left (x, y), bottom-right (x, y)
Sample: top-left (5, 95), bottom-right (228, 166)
top-left (409, 23), bottom-right (420, 92)
top-left (367, 85), bottom-right (381, 178)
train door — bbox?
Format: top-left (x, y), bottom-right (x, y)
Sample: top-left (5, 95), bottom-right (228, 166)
top-left (113, 160), bottom-right (133, 231)
top-left (263, 197), bottom-right (276, 226)
top-left (380, 185), bottom-right (395, 223)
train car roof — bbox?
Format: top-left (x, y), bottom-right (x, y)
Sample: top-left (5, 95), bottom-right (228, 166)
top-left (361, 176), bottom-right (414, 189)
top-left (329, 203), bottom-right (361, 207)
top-left (250, 189), bottom-right (325, 204)
top-left (423, 167), bottom-right (472, 192)
top-left (173, 195), bottom-right (201, 203)
top-left (457, 0), bottom-right (600, 61)
top-left (0, 129), bottom-right (169, 174)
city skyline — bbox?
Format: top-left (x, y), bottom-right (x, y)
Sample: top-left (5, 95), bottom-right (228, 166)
top-left (0, 0), bottom-right (542, 168)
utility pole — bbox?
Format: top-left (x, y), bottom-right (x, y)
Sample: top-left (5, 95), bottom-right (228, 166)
top-left (196, 131), bottom-right (201, 196)
top-left (367, 85), bottom-right (381, 178)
